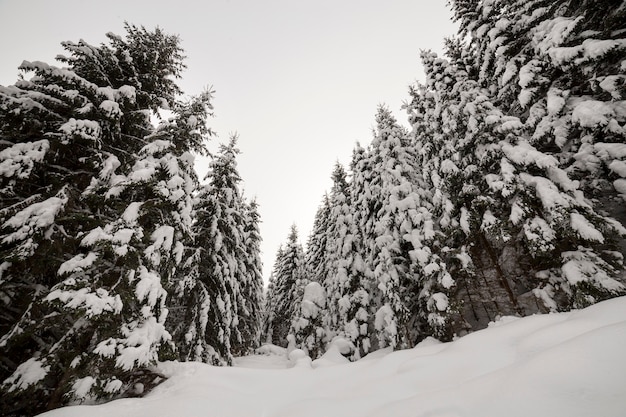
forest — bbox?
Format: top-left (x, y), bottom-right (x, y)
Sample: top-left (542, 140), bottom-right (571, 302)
top-left (1, 0), bottom-right (625, 416)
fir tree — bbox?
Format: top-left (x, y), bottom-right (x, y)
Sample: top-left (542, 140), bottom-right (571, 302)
top-left (293, 166), bottom-right (351, 357)
top-left (0, 25), bottom-right (211, 415)
top-left (304, 194), bottom-right (332, 285)
top-left (235, 198), bottom-right (264, 354)
top-left (261, 259), bottom-right (280, 344)
top-left (265, 225), bottom-right (306, 347)
top-left (350, 106), bottom-right (453, 348)
top-left (177, 136), bottom-right (250, 365)
top-left (324, 145), bottom-right (373, 359)
top-left (289, 281), bottom-right (327, 359)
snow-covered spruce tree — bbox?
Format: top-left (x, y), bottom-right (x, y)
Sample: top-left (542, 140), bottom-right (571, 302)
top-left (320, 163), bottom-right (349, 333)
top-left (360, 106), bottom-right (456, 349)
top-left (176, 136), bottom-right (250, 365)
top-left (443, 0), bottom-right (626, 313)
top-left (324, 146), bottom-right (373, 359)
top-left (289, 281), bottom-right (327, 359)
top-left (401, 74), bottom-right (472, 340)
top-left (292, 164), bottom-right (352, 357)
top-left (287, 195), bottom-right (332, 357)
top-left (304, 194), bottom-right (332, 285)
top-left (261, 258), bottom-right (280, 344)
top-left (235, 198), bottom-right (264, 354)
top-left (265, 225), bottom-right (307, 347)
top-left (0, 25), bottom-right (210, 415)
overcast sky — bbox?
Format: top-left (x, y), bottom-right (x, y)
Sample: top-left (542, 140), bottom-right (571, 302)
top-left (0, 0), bottom-right (457, 282)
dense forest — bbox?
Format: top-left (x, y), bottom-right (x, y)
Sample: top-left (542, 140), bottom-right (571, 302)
top-left (264, 0), bottom-right (626, 358)
top-left (1, 0), bottom-right (625, 415)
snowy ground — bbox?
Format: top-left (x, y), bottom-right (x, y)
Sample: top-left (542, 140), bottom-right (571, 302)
top-left (41, 296), bottom-right (626, 417)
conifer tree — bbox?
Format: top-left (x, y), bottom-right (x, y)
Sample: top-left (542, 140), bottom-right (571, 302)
top-left (289, 281), bottom-right (327, 359)
top-left (235, 198), bottom-right (264, 354)
top-left (290, 195), bottom-right (332, 357)
top-left (177, 136), bottom-right (251, 365)
top-left (0, 25), bottom-right (209, 415)
top-left (261, 259), bottom-right (280, 344)
top-left (324, 145), bottom-right (373, 359)
top-left (293, 166), bottom-right (351, 357)
top-left (402, 74), bottom-right (468, 340)
top-left (304, 194), bottom-right (332, 284)
top-left (264, 226), bottom-right (306, 347)
top-left (357, 106), bottom-right (454, 348)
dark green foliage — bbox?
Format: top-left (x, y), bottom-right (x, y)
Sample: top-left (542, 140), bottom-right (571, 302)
top-left (263, 226), bottom-right (306, 347)
top-left (175, 136), bottom-right (263, 363)
top-left (0, 24), bottom-right (213, 415)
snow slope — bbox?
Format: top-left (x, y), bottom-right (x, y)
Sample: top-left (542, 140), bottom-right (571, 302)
top-left (40, 296), bottom-right (626, 417)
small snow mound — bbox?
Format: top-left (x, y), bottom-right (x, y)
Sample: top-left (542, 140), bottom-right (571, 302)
top-left (288, 349), bottom-right (312, 368)
top-left (311, 348), bottom-right (350, 368)
top-left (327, 336), bottom-right (354, 356)
top-left (155, 360), bottom-right (196, 379)
top-left (414, 336), bottom-right (442, 348)
top-left (255, 343), bottom-right (287, 356)
top-left (312, 338), bottom-right (351, 368)
top-left (488, 315), bottom-right (522, 328)
top-left (288, 348), bottom-right (307, 361)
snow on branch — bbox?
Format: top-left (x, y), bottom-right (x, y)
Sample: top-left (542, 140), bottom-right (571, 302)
top-left (3, 358), bottom-right (50, 392)
top-left (0, 140), bottom-right (49, 178)
top-left (2, 190), bottom-right (68, 244)
top-left (46, 284), bottom-right (123, 317)
top-left (115, 317), bottom-right (170, 371)
top-left (59, 118), bottom-right (102, 141)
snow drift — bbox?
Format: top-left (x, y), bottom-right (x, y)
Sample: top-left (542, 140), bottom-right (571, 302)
top-left (40, 296), bottom-right (626, 417)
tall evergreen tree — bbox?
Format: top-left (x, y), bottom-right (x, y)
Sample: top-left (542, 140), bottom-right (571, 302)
top-left (235, 198), bottom-right (264, 354)
top-left (304, 194), bottom-right (332, 284)
top-left (289, 281), bottom-right (327, 359)
top-left (177, 136), bottom-right (250, 365)
top-left (345, 106), bottom-right (453, 349)
top-left (261, 257), bottom-right (280, 344)
top-left (293, 164), bottom-right (351, 357)
top-left (0, 25), bottom-right (209, 415)
top-left (368, 107), bottom-right (416, 349)
top-left (325, 145), bottom-right (373, 359)
top-left (264, 225), bottom-right (306, 347)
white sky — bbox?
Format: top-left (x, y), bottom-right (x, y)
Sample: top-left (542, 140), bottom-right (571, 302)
top-left (0, 0), bottom-right (457, 283)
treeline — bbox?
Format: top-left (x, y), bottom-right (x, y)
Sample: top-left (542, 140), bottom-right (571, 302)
top-left (0, 25), bottom-right (263, 415)
top-left (263, 0), bottom-right (626, 359)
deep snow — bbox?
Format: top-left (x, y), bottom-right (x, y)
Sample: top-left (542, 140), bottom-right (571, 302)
top-left (40, 296), bottom-right (626, 417)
